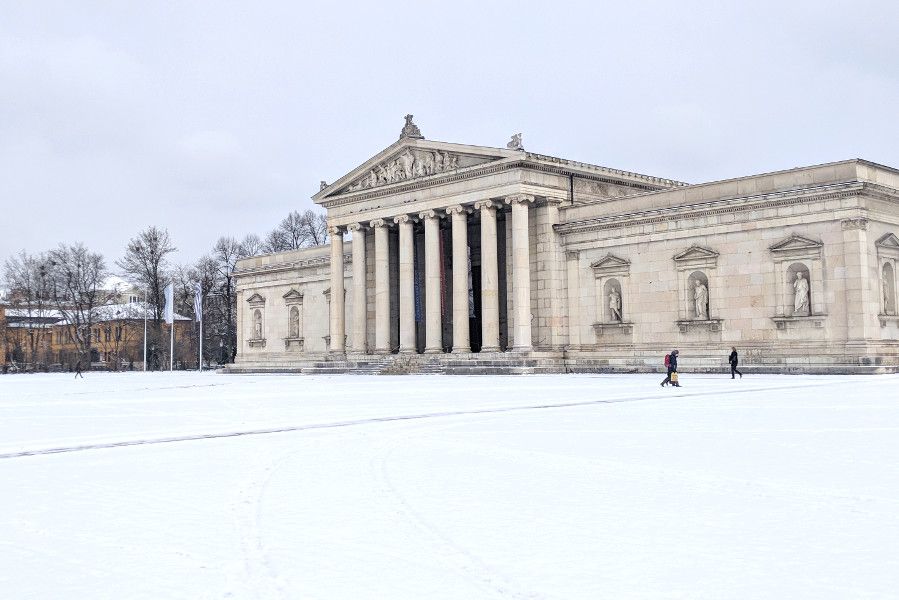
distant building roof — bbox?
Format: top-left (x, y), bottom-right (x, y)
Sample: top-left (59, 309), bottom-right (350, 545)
top-left (2, 302), bottom-right (190, 326)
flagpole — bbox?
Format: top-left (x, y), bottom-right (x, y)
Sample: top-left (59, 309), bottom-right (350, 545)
top-left (198, 308), bottom-right (203, 373)
top-left (143, 287), bottom-right (148, 371)
top-left (171, 279), bottom-right (175, 372)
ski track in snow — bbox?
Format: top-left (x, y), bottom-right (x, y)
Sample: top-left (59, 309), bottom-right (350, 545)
top-left (0, 377), bottom-right (875, 461)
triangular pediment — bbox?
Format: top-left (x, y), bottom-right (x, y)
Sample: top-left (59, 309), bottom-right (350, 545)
top-left (673, 245), bottom-right (719, 262)
top-left (314, 138), bottom-right (519, 201)
top-left (590, 254), bottom-right (630, 270)
top-left (245, 292), bottom-right (265, 305)
top-left (590, 254), bottom-right (631, 276)
top-left (876, 233), bottom-right (899, 248)
top-left (282, 289), bottom-right (304, 302)
top-left (769, 234), bottom-right (823, 253)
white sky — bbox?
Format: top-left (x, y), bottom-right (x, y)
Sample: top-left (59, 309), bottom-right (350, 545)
top-left (2, 1), bottom-right (898, 267)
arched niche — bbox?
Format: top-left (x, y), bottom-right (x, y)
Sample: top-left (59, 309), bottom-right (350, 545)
top-left (883, 262), bottom-right (896, 316)
top-left (603, 278), bottom-right (623, 323)
top-left (688, 270), bottom-right (710, 320)
top-left (786, 262), bottom-right (811, 317)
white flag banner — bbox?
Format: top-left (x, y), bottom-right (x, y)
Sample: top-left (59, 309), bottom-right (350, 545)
top-left (163, 282), bottom-right (174, 325)
top-left (193, 283), bottom-right (202, 323)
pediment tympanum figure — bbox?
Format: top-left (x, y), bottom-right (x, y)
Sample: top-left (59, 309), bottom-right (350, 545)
top-left (313, 138), bottom-right (518, 201)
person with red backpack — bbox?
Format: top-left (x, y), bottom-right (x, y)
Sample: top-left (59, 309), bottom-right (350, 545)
top-left (660, 349), bottom-right (680, 387)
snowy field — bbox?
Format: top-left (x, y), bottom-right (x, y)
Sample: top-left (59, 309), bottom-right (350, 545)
top-left (1, 372), bottom-right (898, 599)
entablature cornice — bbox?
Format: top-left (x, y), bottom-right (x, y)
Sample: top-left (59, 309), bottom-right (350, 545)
top-left (555, 181), bottom-right (868, 237)
top-left (234, 252), bottom-right (352, 278)
top-left (319, 158), bottom-right (673, 211)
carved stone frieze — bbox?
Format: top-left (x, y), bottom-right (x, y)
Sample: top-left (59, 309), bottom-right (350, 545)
top-left (339, 145), bottom-right (503, 194)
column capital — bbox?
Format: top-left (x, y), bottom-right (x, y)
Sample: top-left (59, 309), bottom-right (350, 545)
top-left (327, 225), bottom-right (345, 236)
top-left (346, 223), bottom-right (366, 232)
top-left (544, 196), bottom-right (566, 206)
top-left (369, 218), bottom-right (388, 228)
top-left (418, 209), bottom-right (442, 220)
top-left (504, 194), bottom-right (536, 205)
top-left (393, 214), bottom-right (412, 225)
top-left (445, 204), bottom-right (472, 216)
top-left (565, 250), bottom-right (580, 261)
top-left (474, 199), bottom-right (499, 212)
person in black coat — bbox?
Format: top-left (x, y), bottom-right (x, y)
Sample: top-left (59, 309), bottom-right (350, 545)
top-left (661, 349), bottom-right (680, 387)
top-left (728, 346), bottom-right (742, 379)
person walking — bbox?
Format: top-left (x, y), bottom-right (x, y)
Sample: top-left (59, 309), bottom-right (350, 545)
top-left (74, 358), bottom-right (84, 379)
top-left (661, 349), bottom-right (680, 387)
top-left (729, 347), bottom-right (743, 379)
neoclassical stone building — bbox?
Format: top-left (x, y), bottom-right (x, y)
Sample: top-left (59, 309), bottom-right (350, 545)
top-left (230, 117), bottom-right (899, 374)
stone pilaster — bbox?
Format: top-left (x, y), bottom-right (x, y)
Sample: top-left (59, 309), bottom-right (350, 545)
top-left (476, 200), bottom-right (500, 352)
top-left (394, 215), bottom-right (416, 353)
top-left (348, 223), bottom-right (367, 354)
top-left (447, 205), bottom-right (471, 353)
top-left (420, 210), bottom-right (443, 353)
top-left (370, 219), bottom-right (390, 354)
top-left (506, 194), bottom-right (535, 351)
top-left (842, 217), bottom-right (876, 343)
top-left (565, 250), bottom-right (581, 350)
top-left (328, 226), bottom-right (346, 356)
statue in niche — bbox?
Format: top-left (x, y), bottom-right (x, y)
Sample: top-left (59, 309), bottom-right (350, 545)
top-left (608, 287), bottom-right (622, 322)
top-left (793, 272), bottom-right (810, 315)
top-left (693, 279), bottom-right (709, 320)
top-left (289, 307), bottom-right (300, 338)
top-left (253, 310), bottom-right (263, 340)
top-left (507, 133), bottom-right (524, 150)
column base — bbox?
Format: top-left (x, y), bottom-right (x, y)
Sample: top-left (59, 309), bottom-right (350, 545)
top-left (373, 348), bottom-right (391, 355)
top-left (451, 347), bottom-right (471, 354)
top-left (480, 346), bottom-right (501, 353)
top-left (511, 345), bottom-right (533, 353)
top-left (424, 347), bottom-right (442, 354)
top-left (399, 348), bottom-right (416, 354)
top-left (328, 352), bottom-right (346, 360)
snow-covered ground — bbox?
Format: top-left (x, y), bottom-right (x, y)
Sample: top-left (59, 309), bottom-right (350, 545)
top-left (1, 372), bottom-right (898, 599)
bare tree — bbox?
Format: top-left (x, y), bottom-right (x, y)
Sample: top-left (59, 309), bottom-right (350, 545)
top-left (263, 209), bottom-right (330, 253)
top-left (2, 251), bottom-right (54, 369)
top-left (46, 243), bottom-right (111, 370)
top-left (239, 233), bottom-right (264, 257)
top-left (211, 236), bottom-right (252, 363)
top-left (117, 227), bottom-right (176, 369)
top-left (300, 210), bottom-right (329, 246)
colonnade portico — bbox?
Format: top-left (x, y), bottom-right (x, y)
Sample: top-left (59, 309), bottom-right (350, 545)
top-left (328, 195), bottom-right (535, 357)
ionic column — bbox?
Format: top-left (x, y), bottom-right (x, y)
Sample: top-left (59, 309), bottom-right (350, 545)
top-left (394, 215), bottom-right (416, 353)
top-left (347, 223), bottom-right (367, 354)
top-left (328, 226), bottom-right (346, 355)
top-left (506, 195), bottom-right (535, 351)
top-left (475, 200), bottom-right (500, 352)
top-left (446, 205), bottom-right (470, 353)
top-left (420, 210), bottom-right (443, 353)
top-left (370, 219), bottom-right (390, 354)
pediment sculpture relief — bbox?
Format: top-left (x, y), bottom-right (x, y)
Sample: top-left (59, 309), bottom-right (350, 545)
top-left (343, 148), bottom-right (481, 193)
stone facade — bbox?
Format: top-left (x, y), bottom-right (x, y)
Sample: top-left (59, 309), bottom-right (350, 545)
top-left (231, 118), bottom-right (899, 374)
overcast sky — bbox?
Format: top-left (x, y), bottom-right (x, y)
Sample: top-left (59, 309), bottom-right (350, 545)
top-left (2, 0), bottom-right (898, 269)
